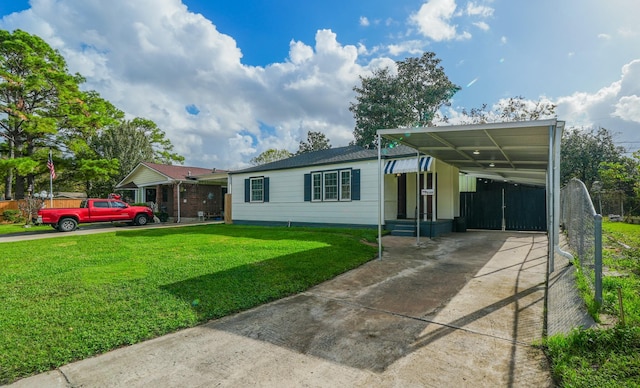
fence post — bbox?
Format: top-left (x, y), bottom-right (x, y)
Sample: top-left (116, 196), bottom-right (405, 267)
top-left (594, 214), bottom-right (603, 304)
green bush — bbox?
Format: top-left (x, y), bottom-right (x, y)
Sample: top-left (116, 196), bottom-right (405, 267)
top-left (130, 202), bottom-right (150, 207)
top-left (155, 212), bottom-right (169, 222)
top-left (2, 210), bottom-right (23, 224)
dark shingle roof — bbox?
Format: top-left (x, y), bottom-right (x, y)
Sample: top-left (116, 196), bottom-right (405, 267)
top-left (230, 145), bottom-right (418, 174)
top-left (142, 162), bottom-right (224, 180)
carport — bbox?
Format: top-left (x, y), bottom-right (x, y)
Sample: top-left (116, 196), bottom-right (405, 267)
top-left (376, 119), bottom-right (570, 273)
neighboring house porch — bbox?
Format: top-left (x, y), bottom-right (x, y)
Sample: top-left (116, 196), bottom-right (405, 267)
top-left (116, 162), bottom-right (228, 222)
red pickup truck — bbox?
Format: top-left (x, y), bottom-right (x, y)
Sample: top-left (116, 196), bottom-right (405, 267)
top-left (37, 199), bottom-right (155, 232)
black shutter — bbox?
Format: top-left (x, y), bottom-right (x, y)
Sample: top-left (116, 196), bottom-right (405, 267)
top-left (244, 178), bottom-right (250, 202)
top-left (263, 177), bottom-right (269, 202)
top-left (304, 173), bottom-right (311, 201)
top-left (352, 169), bottom-right (361, 200)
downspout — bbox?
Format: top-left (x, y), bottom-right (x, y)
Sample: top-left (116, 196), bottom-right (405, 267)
top-left (416, 150), bottom-right (420, 245)
top-left (377, 134), bottom-right (383, 260)
top-left (176, 181), bottom-right (182, 223)
top-left (552, 123), bottom-right (573, 270)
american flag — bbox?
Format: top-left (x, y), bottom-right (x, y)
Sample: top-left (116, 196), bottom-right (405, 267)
top-left (47, 151), bottom-right (56, 179)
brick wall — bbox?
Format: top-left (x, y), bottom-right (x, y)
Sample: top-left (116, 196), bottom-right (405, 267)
top-left (171, 184), bottom-right (223, 218)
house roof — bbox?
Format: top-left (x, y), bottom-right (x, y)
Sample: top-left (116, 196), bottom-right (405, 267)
top-left (230, 145), bottom-right (419, 174)
top-left (378, 119), bottom-right (564, 186)
top-left (140, 162), bottom-right (220, 180)
top-left (116, 162), bottom-right (228, 188)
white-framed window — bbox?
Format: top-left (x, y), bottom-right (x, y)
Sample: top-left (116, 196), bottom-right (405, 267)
top-left (340, 170), bottom-right (351, 200)
top-left (323, 171), bottom-right (338, 201)
top-left (312, 172), bottom-right (322, 201)
top-left (307, 169), bottom-right (352, 202)
top-left (250, 177), bottom-right (264, 202)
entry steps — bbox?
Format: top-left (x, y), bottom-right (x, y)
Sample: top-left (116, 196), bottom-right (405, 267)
top-left (386, 220), bottom-right (416, 237)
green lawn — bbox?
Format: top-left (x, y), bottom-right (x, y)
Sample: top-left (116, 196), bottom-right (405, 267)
top-left (545, 221), bottom-right (640, 387)
top-left (0, 224), bottom-right (378, 384)
top-left (0, 222), bottom-right (52, 235)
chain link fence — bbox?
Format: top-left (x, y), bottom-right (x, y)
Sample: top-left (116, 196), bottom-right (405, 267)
top-left (560, 178), bottom-right (603, 303)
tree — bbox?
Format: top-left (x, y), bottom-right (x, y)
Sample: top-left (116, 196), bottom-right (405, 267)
top-left (250, 149), bottom-right (292, 166)
top-left (296, 131), bottom-right (331, 154)
top-left (0, 29), bottom-right (120, 199)
top-left (349, 52), bottom-right (460, 148)
top-left (86, 118), bottom-right (184, 197)
top-left (560, 127), bottom-right (624, 188)
top-left (456, 96), bottom-right (556, 124)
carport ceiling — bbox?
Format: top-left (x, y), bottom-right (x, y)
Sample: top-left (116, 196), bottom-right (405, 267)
top-left (378, 119), bottom-right (564, 186)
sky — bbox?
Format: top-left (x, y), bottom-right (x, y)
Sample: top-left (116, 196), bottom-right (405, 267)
top-left (1, 0), bottom-right (639, 169)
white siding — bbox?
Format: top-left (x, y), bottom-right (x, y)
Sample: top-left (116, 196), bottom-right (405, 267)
top-left (128, 168), bottom-right (167, 186)
top-left (232, 160), bottom-right (380, 225)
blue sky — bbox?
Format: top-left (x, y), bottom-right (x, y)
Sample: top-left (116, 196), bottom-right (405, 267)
top-left (1, 0), bottom-right (639, 168)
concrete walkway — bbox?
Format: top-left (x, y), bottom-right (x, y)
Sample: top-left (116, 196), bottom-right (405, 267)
top-left (10, 231), bottom-right (554, 387)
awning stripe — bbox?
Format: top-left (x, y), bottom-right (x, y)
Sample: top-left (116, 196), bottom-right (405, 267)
top-left (384, 157), bottom-right (432, 174)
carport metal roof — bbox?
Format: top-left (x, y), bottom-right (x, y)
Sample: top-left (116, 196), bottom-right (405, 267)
top-left (377, 119), bottom-right (565, 186)
top-left (375, 119), bottom-right (569, 274)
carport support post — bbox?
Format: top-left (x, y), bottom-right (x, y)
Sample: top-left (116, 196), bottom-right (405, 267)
top-left (416, 151), bottom-right (420, 245)
top-left (378, 134), bottom-right (383, 260)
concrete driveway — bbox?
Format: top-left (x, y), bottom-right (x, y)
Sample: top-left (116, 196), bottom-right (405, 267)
top-left (10, 231), bottom-right (553, 387)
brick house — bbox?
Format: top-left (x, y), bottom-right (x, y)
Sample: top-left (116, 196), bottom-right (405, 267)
top-left (116, 162), bottom-right (228, 222)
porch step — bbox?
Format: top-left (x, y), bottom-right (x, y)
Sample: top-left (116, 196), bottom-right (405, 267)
top-left (388, 223), bottom-right (416, 237)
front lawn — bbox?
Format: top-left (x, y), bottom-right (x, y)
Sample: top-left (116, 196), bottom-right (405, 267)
top-left (0, 224), bottom-right (378, 384)
top-left (545, 221), bottom-right (640, 387)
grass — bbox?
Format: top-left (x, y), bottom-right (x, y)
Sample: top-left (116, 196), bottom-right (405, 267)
top-left (0, 224), bottom-right (379, 384)
top-left (0, 222), bottom-right (52, 235)
top-left (545, 221), bottom-right (640, 387)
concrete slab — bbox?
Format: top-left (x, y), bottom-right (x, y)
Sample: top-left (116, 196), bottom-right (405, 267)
top-left (9, 231), bottom-right (554, 387)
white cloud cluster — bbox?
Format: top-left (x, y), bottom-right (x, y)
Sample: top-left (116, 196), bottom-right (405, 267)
top-left (408, 0), bottom-right (493, 42)
top-left (556, 59), bottom-right (640, 145)
top-left (0, 0), bottom-right (384, 169)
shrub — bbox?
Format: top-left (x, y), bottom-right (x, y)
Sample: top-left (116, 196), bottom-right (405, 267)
top-left (2, 210), bottom-right (23, 224)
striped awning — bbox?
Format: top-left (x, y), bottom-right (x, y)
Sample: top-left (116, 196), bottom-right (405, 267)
top-left (384, 157), bottom-right (432, 174)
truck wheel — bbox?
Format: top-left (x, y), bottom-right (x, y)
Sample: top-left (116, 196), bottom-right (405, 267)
top-left (134, 214), bottom-right (148, 226)
top-left (58, 218), bottom-right (77, 232)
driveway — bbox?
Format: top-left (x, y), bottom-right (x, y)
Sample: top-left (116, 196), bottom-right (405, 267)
top-left (10, 231), bottom-right (553, 387)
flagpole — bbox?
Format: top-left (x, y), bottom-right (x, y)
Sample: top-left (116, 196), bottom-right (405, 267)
top-left (49, 149), bottom-right (54, 208)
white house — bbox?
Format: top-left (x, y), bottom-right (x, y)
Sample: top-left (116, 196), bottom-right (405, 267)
top-left (229, 145), bottom-right (460, 236)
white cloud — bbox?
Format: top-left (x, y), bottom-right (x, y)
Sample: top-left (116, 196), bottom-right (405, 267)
top-left (0, 0), bottom-right (390, 169)
top-left (466, 2), bottom-right (494, 17)
top-left (359, 16), bottom-right (370, 27)
top-left (598, 33), bottom-right (612, 40)
top-left (409, 0), bottom-right (460, 41)
top-left (556, 59), bottom-right (640, 143)
top-left (500, 36), bottom-right (507, 45)
top-left (473, 21), bottom-right (490, 31)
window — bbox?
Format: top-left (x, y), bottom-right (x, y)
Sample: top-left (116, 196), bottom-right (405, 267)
top-left (250, 177), bottom-right (263, 202)
top-left (305, 169), bottom-right (357, 202)
top-left (244, 177), bottom-right (269, 203)
top-left (323, 172), bottom-right (338, 201)
top-left (312, 172), bottom-right (322, 201)
top-left (340, 170), bottom-right (351, 200)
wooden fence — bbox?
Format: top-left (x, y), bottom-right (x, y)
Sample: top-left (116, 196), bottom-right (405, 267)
top-left (0, 199), bottom-right (83, 221)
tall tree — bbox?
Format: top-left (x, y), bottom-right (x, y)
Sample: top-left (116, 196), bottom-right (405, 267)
top-left (87, 118), bottom-right (184, 197)
top-left (0, 29), bottom-right (119, 199)
top-left (250, 149), bottom-right (292, 166)
top-left (561, 127), bottom-right (624, 188)
top-left (456, 96), bottom-right (556, 124)
top-left (349, 52), bottom-right (460, 148)
top-left (296, 130), bottom-right (331, 154)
